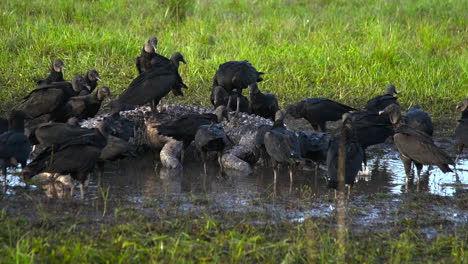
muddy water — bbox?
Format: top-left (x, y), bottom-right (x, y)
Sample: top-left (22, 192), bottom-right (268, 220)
top-left (1, 137), bottom-right (467, 236)
top-left (2, 138), bottom-right (467, 199)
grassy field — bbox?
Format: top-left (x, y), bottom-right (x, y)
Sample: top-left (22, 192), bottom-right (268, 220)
top-left (0, 0), bottom-right (466, 118)
top-left (0, 191), bottom-right (466, 263)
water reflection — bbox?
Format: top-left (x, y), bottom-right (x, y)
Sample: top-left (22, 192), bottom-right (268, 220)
top-left (1, 149), bottom-right (467, 199)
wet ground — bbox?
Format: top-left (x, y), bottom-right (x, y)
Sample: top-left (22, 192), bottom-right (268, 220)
top-left (1, 112), bottom-right (467, 239)
top-left (1, 133), bottom-right (467, 238)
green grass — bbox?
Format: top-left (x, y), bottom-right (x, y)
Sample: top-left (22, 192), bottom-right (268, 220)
top-left (0, 0), bottom-right (466, 118)
top-left (0, 208), bottom-right (465, 263)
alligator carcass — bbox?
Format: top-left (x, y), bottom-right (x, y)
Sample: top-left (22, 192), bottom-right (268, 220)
top-left (79, 104), bottom-right (292, 173)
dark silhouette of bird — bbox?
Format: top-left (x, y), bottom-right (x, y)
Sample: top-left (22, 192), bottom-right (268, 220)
top-left (102, 100), bottom-right (135, 141)
top-left (379, 104), bottom-right (453, 176)
top-left (455, 99), bottom-right (468, 163)
top-left (212, 60), bottom-right (263, 113)
top-left (78, 70), bottom-right (101, 96)
top-left (36, 59), bottom-right (66, 87)
top-left (211, 86), bottom-right (250, 113)
top-left (264, 110), bottom-right (302, 190)
top-left (195, 123), bottom-right (230, 175)
top-left (136, 36), bottom-right (158, 74)
top-left (23, 121), bottom-right (108, 199)
top-left (366, 84), bottom-right (399, 112)
top-left (149, 51), bottom-right (187, 98)
top-left (405, 105), bottom-right (433, 136)
top-left (154, 106), bottom-right (228, 162)
top-left (53, 87), bottom-right (111, 122)
top-left (135, 37), bottom-right (187, 98)
top-left (118, 53), bottom-right (187, 113)
top-left (298, 131), bottom-right (328, 174)
top-left (0, 118), bottom-right (8, 135)
top-left (0, 111), bottom-right (33, 190)
top-left (248, 83), bottom-right (279, 121)
top-left (344, 110), bottom-right (394, 174)
top-left (326, 113), bottom-right (364, 197)
top-left (15, 75), bottom-right (87, 125)
top-left (286, 98), bottom-right (356, 131)
top-left (27, 118), bottom-right (93, 147)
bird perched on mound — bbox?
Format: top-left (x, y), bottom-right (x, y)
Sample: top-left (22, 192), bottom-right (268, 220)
top-left (154, 106), bottom-right (228, 163)
top-left (212, 60), bottom-right (263, 113)
top-left (366, 84), bottom-right (399, 112)
top-left (405, 105), bottom-right (433, 136)
top-left (286, 98), bottom-right (356, 132)
top-left (455, 99), bottom-right (468, 163)
top-left (379, 104), bottom-right (453, 176)
top-left (118, 53), bottom-right (187, 113)
top-left (15, 75), bottom-right (87, 125)
top-left (326, 113), bottom-right (364, 197)
top-left (53, 86), bottom-right (111, 122)
top-left (264, 110), bottom-right (302, 189)
top-left (78, 70), bottom-right (102, 96)
top-left (36, 59), bottom-right (66, 87)
top-left (136, 36), bottom-right (158, 74)
top-left (0, 111), bottom-right (33, 190)
top-left (248, 83), bottom-right (279, 121)
top-left (136, 36), bottom-right (187, 97)
top-left (23, 121), bottom-right (109, 199)
top-left (102, 100), bottom-right (135, 141)
top-left (210, 86), bottom-right (250, 113)
top-left (195, 123), bottom-right (230, 174)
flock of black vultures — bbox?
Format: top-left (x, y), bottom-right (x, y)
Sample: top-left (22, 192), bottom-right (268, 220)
top-left (0, 36), bottom-right (467, 199)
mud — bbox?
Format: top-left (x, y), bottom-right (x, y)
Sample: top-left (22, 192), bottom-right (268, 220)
top-left (0, 121), bottom-right (467, 237)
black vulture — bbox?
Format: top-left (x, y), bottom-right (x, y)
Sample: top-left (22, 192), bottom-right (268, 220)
top-left (154, 106), bottom-right (228, 162)
top-left (405, 105), bottom-right (433, 136)
top-left (345, 110), bottom-right (394, 174)
top-left (379, 104), bottom-right (454, 176)
top-left (102, 100), bottom-right (135, 141)
top-left (248, 83), bottom-right (279, 121)
top-left (366, 84), bottom-right (399, 112)
top-left (136, 36), bottom-right (158, 74)
top-left (194, 123), bottom-right (230, 174)
top-left (455, 99), bottom-right (468, 163)
top-left (15, 75), bottom-right (87, 124)
top-left (36, 59), bottom-right (66, 87)
top-left (286, 98), bottom-right (356, 132)
top-left (0, 111), bottom-right (33, 189)
top-left (326, 113), bottom-right (364, 197)
top-left (149, 52), bottom-right (188, 98)
top-left (117, 53), bottom-right (186, 113)
top-left (27, 119), bottom-right (93, 147)
top-left (298, 131), bottom-right (328, 174)
top-left (212, 60), bottom-right (263, 113)
top-left (0, 118), bottom-right (8, 135)
top-left (53, 87), bottom-right (111, 122)
top-left (78, 70), bottom-right (101, 96)
top-left (211, 86), bottom-right (250, 113)
top-left (23, 121), bottom-right (108, 199)
top-left (264, 110), bottom-right (302, 189)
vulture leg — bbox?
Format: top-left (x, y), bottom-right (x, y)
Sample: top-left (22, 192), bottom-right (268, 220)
top-left (272, 161), bottom-right (278, 195)
top-left (226, 95), bottom-right (233, 112)
top-left (217, 151), bottom-right (224, 174)
top-left (201, 151), bottom-right (208, 176)
top-left (401, 154), bottom-right (413, 176)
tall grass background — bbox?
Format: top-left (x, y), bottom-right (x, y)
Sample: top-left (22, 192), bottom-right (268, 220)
top-left (0, 0), bottom-right (466, 118)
